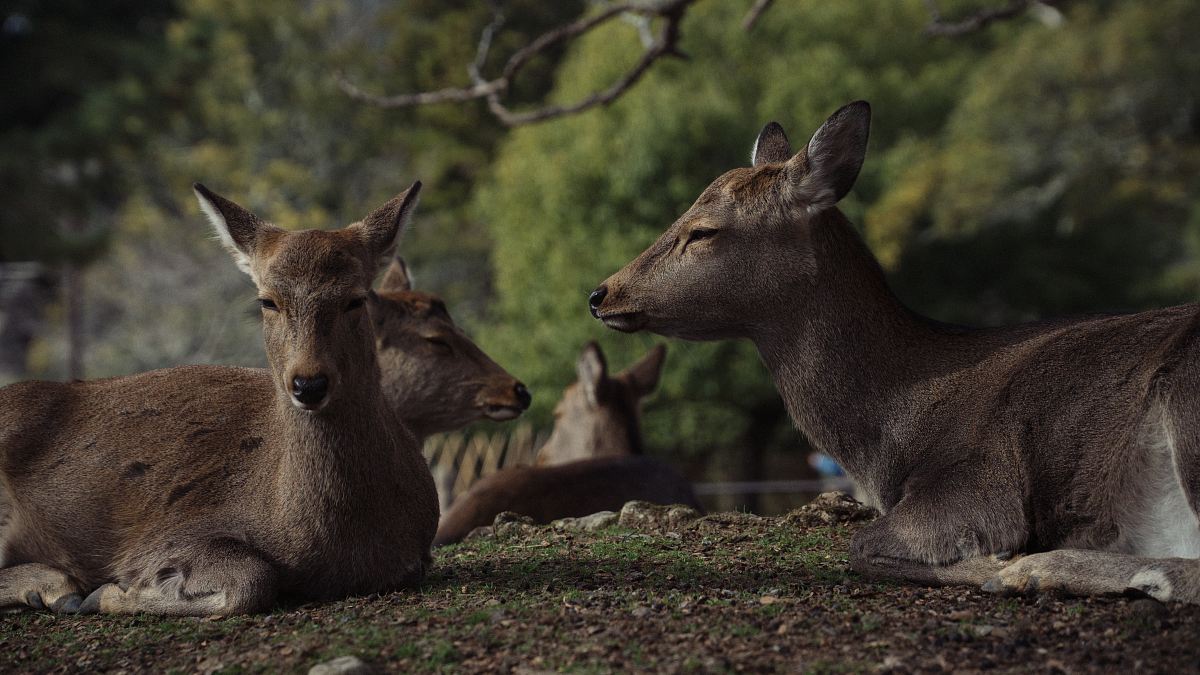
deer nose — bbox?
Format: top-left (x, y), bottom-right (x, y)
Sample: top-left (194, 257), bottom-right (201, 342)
top-left (588, 286), bottom-right (608, 318)
top-left (514, 383), bottom-right (532, 410)
top-left (292, 375), bottom-right (329, 407)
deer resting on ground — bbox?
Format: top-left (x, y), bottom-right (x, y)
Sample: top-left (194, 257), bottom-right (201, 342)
top-left (434, 342), bottom-right (702, 546)
top-left (0, 182), bottom-right (438, 615)
top-left (590, 101), bottom-right (1200, 604)
top-left (370, 257), bottom-right (531, 444)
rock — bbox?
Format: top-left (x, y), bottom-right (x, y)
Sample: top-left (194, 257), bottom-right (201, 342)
top-left (618, 501), bottom-right (701, 532)
top-left (492, 511), bottom-right (537, 539)
top-left (463, 525), bottom-right (494, 541)
top-left (781, 491), bottom-right (878, 527)
top-left (308, 656), bottom-right (372, 675)
top-left (551, 511), bottom-right (619, 532)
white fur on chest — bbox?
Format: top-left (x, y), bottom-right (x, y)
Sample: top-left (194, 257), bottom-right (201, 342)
top-left (1115, 413), bottom-right (1200, 558)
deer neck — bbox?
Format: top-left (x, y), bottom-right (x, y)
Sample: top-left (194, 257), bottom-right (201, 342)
top-left (270, 359), bottom-right (400, 509)
top-left (751, 209), bottom-right (937, 495)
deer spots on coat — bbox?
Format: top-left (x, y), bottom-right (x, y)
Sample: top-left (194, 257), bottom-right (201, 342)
top-left (166, 479), bottom-right (201, 506)
top-left (122, 462), bottom-right (150, 479)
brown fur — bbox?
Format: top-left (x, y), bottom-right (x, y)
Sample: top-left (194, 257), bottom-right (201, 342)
top-left (592, 101), bottom-right (1200, 603)
top-left (0, 183), bottom-right (439, 615)
top-left (433, 455), bottom-right (702, 547)
top-left (434, 343), bottom-right (700, 546)
top-left (370, 258), bottom-right (529, 443)
top-left (536, 342), bottom-right (666, 466)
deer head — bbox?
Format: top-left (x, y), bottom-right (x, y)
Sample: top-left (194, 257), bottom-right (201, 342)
top-left (589, 102), bottom-right (871, 341)
top-left (369, 258), bottom-right (531, 438)
top-left (194, 182), bottom-right (421, 414)
top-left (536, 342), bottom-right (666, 466)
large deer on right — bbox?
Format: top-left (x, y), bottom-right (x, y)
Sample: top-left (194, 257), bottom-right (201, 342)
top-left (590, 101), bottom-right (1200, 604)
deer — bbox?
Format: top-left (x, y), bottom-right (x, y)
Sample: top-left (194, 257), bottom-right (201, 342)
top-left (588, 101), bottom-right (1200, 604)
top-left (370, 257), bottom-right (531, 443)
top-left (0, 182), bottom-right (439, 615)
top-left (433, 342), bottom-right (702, 546)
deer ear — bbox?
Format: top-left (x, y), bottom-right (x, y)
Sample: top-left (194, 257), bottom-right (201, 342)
top-left (576, 341), bottom-right (608, 407)
top-left (193, 183), bottom-right (270, 277)
top-left (788, 101), bottom-right (870, 210)
top-left (751, 122), bottom-right (792, 167)
top-left (358, 181), bottom-right (421, 263)
top-left (620, 344), bottom-right (666, 398)
top-left (378, 257), bottom-right (414, 292)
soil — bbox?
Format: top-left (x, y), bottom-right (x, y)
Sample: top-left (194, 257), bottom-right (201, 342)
top-left (2, 497), bottom-right (1198, 674)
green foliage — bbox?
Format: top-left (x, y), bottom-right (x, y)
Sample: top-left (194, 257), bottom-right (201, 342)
top-left (5, 0), bottom-right (1199, 471)
top-left (478, 0), bottom-right (986, 455)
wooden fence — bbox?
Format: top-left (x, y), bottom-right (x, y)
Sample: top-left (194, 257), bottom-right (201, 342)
top-left (423, 424), bottom-right (549, 512)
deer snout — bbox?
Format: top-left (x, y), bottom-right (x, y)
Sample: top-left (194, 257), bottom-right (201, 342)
top-left (588, 286), bottom-right (608, 318)
top-left (291, 374), bottom-right (330, 410)
top-left (515, 383), bottom-right (532, 410)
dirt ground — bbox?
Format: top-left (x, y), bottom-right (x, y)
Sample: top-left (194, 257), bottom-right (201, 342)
top-left (2, 497), bottom-right (1198, 674)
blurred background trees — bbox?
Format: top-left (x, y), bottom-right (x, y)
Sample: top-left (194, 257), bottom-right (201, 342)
top-left (2, 0), bottom-right (1197, 509)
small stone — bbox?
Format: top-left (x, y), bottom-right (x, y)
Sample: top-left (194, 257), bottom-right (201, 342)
top-left (760, 595), bottom-right (780, 605)
top-left (309, 655), bottom-right (373, 675)
top-left (781, 492), bottom-right (878, 527)
top-left (631, 606), bottom-right (651, 618)
top-left (618, 501), bottom-right (700, 532)
top-left (551, 511), bottom-right (618, 532)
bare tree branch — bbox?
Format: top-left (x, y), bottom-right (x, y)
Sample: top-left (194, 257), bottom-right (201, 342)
top-left (742, 0), bottom-right (775, 31)
top-left (924, 0), bottom-right (1064, 37)
top-left (337, 0), bottom-right (698, 127)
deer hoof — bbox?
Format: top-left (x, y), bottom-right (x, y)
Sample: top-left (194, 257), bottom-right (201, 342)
top-left (24, 591), bottom-right (45, 610)
top-left (51, 593), bottom-right (82, 614)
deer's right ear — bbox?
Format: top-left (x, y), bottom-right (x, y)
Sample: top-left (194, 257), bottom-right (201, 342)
top-left (788, 101), bottom-right (871, 211)
top-left (751, 122), bottom-right (792, 167)
top-left (378, 257), bottom-right (414, 292)
top-left (194, 183), bottom-right (268, 276)
top-left (576, 342), bottom-right (608, 407)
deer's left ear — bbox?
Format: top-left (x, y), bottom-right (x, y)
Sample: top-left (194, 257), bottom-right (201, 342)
top-left (357, 181), bottom-right (422, 264)
top-left (378, 257), bottom-right (414, 292)
top-left (751, 122), bottom-right (792, 167)
top-left (788, 101), bottom-right (870, 210)
top-left (620, 344), bottom-right (667, 398)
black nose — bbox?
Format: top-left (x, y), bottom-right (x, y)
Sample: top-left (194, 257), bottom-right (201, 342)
top-left (292, 375), bottom-right (329, 407)
top-left (588, 286), bottom-right (608, 318)
top-left (514, 383), bottom-right (532, 410)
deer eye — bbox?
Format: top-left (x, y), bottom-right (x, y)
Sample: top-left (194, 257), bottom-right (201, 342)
top-left (425, 336), bottom-right (452, 352)
top-left (683, 228), bottom-right (719, 252)
top-left (258, 298), bottom-right (279, 311)
top-left (345, 297), bottom-right (366, 312)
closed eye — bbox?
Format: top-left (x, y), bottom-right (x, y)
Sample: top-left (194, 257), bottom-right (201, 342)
top-left (683, 228), bottom-right (719, 252)
top-left (345, 297), bottom-right (366, 312)
top-left (258, 298), bottom-right (279, 311)
top-left (426, 337), bottom-right (452, 352)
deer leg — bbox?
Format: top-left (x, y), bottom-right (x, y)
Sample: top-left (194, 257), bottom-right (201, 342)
top-left (849, 515), bottom-right (1013, 588)
top-left (0, 563), bottom-right (85, 613)
top-left (982, 549), bottom-right (1200, 604)
top-left (78, 537), bottom-right (277, 616)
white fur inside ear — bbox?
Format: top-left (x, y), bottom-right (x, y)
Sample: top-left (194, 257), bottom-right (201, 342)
top-left (195, 189), bottom-right (254, 277)
top-left (750, 140), bottom-right (776, 167)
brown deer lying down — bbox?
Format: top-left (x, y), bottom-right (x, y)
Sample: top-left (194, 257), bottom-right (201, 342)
top-left (434, 342), bottom-right (702, 546)
top-left (590, 101), bottom-right (1200, 604)
top-left (0, 183), bottom-right (438, 615)
top-left (370, 257), bottom-right (531, 443)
